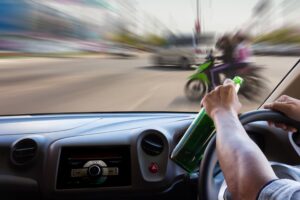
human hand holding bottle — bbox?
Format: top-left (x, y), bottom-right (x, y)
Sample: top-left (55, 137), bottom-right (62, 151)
top-left (201, 79), bottom-right (242, 120)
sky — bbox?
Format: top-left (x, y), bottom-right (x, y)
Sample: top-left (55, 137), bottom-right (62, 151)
top-left (40, 0), bottom-right (300, 36)
top-left (135, 0), bottom-right (300, 35)
top-left (136, 0), bottom-right (260, 34)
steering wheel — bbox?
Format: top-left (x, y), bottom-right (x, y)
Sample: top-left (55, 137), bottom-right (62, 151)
top-left (198, 109), bottom-right (300, 200)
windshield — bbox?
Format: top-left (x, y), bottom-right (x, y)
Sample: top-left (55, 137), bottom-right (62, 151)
top-left (0, 0), bottom-right (299, 115)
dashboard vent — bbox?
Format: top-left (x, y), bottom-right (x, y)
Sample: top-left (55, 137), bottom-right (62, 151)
top-left (11, 138), bottom-right (38, 165)
top-left (141, 133), bottom-right (164, 156)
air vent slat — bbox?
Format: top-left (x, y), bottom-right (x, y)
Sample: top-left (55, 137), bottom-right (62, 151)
top-left (143, 139), bottom-right (163, 149)
top-left (11, 138), bottom-right (38, 165)
top-left (15, 147), bottom-right (36, 151)
top-left (141, 133), bottom-right (164, 156)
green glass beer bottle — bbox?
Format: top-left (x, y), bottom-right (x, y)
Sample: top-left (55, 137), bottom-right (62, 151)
top-left (171, 76), bottom-right (244, 173)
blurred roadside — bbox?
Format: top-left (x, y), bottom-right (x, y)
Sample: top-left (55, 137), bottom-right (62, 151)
top-left (1, 0), bottom-right (300, 60)
top-left (252, 27), bottom-right (300, 56)
top-left (0, 30), bottom-right (150, 59)
top-left (0, 0), bottom-right (163, 59)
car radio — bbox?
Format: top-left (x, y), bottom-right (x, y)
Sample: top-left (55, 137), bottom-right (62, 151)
top-left (56, 146), bottom-right (131, 189)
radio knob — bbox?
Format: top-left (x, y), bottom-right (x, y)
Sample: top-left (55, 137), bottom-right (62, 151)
top-left (88, 164), bottom-right (102, 177)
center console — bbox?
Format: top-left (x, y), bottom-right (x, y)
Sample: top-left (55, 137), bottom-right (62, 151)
top-left (56, 146), bottom-right (131, 189)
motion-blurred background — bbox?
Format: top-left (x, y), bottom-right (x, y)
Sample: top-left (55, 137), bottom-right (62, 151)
top-left (0, 0), bottom-right (299, 114)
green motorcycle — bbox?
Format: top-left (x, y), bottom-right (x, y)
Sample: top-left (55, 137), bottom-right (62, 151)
top-left (184, 55), bottom-right (266, 101)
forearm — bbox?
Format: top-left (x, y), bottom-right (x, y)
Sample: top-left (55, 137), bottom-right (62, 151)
top-left (213, 111), bottom-right (277, 200)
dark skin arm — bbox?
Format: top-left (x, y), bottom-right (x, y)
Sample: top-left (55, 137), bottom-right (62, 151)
top-left (201, 80), bottom-right (277, 200)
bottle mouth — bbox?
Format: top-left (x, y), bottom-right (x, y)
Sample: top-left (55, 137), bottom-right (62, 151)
top-left (233, 76), bottom-right (244, 85)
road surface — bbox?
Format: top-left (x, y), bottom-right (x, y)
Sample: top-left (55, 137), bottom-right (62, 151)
top-left (0, 54), bottom-right (298, 115)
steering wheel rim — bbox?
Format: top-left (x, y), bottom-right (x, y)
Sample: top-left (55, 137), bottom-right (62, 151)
top-left (198, 109), bottom-right (300, 200)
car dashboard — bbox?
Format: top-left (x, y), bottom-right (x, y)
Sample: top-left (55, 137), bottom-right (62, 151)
top-left (2, 112), bottom-right (300, 200)
top-left (0, 113), bottom-right (198, 200)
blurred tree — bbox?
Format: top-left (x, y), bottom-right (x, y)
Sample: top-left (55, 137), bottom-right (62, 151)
top-left (254, 27), bottom-right (300, 44)
top-left (144, 34), bottom-right (167, 46)
top-left (111, 31), bottom-right (167, 48)
top-left (112, 32), bottom-right (138, 46)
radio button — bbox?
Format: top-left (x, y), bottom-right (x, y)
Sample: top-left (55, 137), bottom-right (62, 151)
top-left (71, 168), bottom-right (88, 177)
top-left (102, 167), bottom-right (119, 176)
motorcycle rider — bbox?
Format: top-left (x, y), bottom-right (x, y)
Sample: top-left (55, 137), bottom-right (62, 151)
top-left (210, 35), bottom-right (235, 87)
top-left (210, 33), bottom-right (253, 88)
top-left (215, 35), bottom-right (235, 64)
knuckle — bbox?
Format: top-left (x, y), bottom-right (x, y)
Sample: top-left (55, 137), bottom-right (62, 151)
top-left (281, 94), bottom-right (288, 99)
top-left (215, 86), bottom-right (221, 91)
top-left (203, 94), bottom-right (211, 101)
top-left (278, 95), bottom-right (289, 102)
top-left (220, 85), bottom-right (233, 94)
top-left (208, 90), bottom-right (215, 96)
top-left (224, 84), bottom-right (234, 90)
top-left (206, 92), bottom-right (212, 97)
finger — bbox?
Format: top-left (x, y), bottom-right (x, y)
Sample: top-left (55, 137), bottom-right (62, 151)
top-left (200, 95), bottom-right (207, 106)
top-left (210, 86), bottom-right (221, 99)
top-left (201, 91), bottom-right (213, 104)
top-left (274, 123), bottom-right (297, 133)
top-left (274, 123), bottom-right (287, 130)
top-left (264, 95), bottom-right (291, 109)
top-left (267, 121), bottom-right (274, 127)
top-left (263, 103), bottom-right (272, 109)
top-left (263, 102), bottom-right (290, 113)
top-left (220, 84), bottom-right (234, 98)
top-left (276, 95), bottom-right (289, 103)
top-left (287, 126), bottom-right (297, 133)
top-left (214, 85), bottom-right (222, 92)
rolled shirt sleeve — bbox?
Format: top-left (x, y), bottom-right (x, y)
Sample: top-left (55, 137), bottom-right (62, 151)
top-left (258, 179), bottom-right (300, 200)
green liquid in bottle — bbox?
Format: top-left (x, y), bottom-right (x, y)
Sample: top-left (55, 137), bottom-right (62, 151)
top-left (171, 76), bottom-right (244, 173)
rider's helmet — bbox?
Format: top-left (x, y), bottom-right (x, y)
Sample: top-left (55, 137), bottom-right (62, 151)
top-left (215, 35), bottom-right (235, 63)
top-left (215, 35), bottom-right (232, 50)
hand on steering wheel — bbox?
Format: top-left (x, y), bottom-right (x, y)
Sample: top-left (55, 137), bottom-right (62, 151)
top-left (198, 109), bottom-right (300, 200)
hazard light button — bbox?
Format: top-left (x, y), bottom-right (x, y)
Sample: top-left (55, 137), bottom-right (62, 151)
top-left (148, 162), bottom-right (159, 173)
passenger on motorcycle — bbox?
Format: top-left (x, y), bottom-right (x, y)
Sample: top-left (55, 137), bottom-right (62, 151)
top-left (233, 33), bottom-right (252, 64)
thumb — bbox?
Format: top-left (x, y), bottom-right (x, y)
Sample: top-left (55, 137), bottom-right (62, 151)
top-left (264, 102), bottom-right (290, 113)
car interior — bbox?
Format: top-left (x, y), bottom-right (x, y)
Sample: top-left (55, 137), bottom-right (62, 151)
top-left (0, 59), bottom-right (299, 200)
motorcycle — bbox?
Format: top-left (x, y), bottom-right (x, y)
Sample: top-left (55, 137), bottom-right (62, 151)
top-left (184, 54), bottom-right (267, 101)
